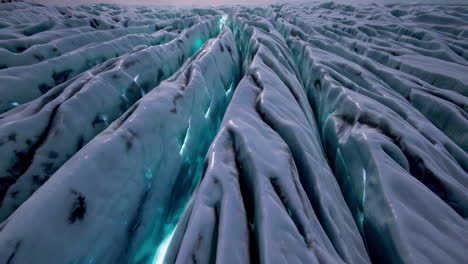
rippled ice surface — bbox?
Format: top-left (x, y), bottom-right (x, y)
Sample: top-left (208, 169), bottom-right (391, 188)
top-left (0, 1), bottom-right (467, 263)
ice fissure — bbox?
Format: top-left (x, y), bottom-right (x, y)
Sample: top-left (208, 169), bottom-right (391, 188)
top-left (0, 1), bottom-right (467, 264)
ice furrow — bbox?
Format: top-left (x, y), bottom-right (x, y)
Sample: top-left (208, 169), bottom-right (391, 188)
top-left (277, 7), bottom-right (468, 157)
top-left (0, 29), bottom-right (178, 113)
top-left (280, 4), bottom-right (468, 263)
top-left (0, 22), bottom-right (239, 264)
top-left (0, 16), bottom-right (221, 222)
top-left (0, 17), bottom-right (198, 69)
top-left (165, 9), bottom-right (370, 264)
top-left (0, 25), bottom-right (95, 50)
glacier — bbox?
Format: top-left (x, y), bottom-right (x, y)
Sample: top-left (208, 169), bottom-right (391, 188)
top-left (0, 1), bottom-right (467, 264)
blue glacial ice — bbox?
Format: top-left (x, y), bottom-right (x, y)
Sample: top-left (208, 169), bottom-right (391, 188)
top-left (0, 1), bottom-right (467, 264)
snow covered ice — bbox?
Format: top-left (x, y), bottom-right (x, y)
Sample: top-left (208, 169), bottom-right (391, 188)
top-left (0, 1), bottom-right (467, 263)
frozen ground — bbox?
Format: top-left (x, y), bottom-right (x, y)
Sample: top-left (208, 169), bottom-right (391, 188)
top-left (0, 1), bottom-right (467, 263)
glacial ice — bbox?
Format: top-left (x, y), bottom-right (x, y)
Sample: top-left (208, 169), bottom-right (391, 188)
top-left (0, 1), bottom-right (467, 264)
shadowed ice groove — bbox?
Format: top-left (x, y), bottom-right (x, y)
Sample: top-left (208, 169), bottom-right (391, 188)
top-left (0, 16), bottom-right (221, 222)
top-left (0, 17), bottom-right (199, 69)
top-left (276, 3), bottom-right (468, 153)
top-left (276, 3), bottom-right (468, 263)
top-left (0, 3), bottom-right (226, 113)
top-left (0, 25), bottom-right (178, 113)
top-left (0, 3), bottom-right (140, 50)
top-left (0, 25), bottom-right (240, 264)
top-left (165, 9), bottom-right (369, 264)
top-left (0, 2), bottom-right (216, 46)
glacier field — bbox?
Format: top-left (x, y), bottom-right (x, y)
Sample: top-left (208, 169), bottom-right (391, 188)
top-left (0, 1), bottom-right (467, 263)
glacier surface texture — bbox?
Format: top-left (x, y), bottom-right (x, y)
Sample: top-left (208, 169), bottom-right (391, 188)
top-left (0, 1), bottom-right (467, 263)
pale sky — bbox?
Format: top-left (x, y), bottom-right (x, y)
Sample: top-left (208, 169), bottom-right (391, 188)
top-left (35, 0), bottom-right (468, 7)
